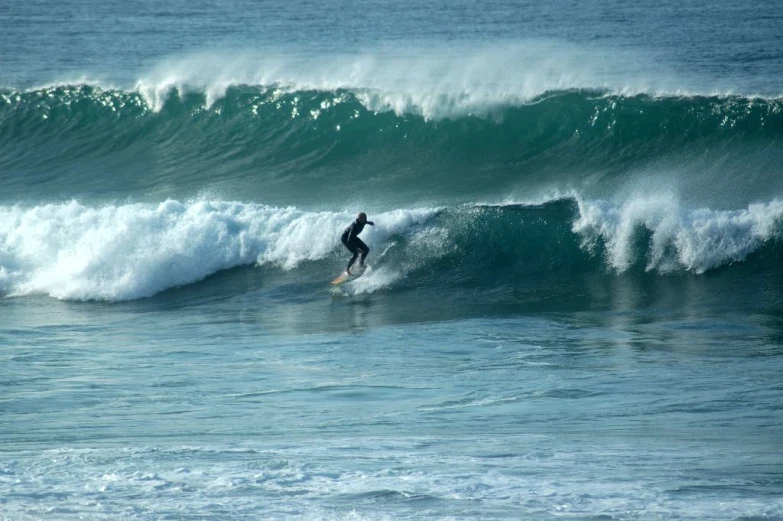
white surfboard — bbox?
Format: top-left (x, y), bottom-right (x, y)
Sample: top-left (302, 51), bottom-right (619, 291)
top-left (330, 265), bottom-right (367, 286)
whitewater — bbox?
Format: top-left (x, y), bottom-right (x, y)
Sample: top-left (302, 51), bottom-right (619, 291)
top-left (2, 1), bottom-right (783, 520)
top-left (1, 197), bottom-right (782, 303)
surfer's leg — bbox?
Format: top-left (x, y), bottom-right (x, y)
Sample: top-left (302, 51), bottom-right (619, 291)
top-left (346, 250), bottom-right (359, 271)
top-left (345, 241), bottom-right (360, 271)
top-left (355, 238), bottom-right (370, 266)
top-left (342, 236), bottom-right (359, 271)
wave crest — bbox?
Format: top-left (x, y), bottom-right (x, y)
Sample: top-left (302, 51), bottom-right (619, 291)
top-left (574, 198), bottom-right (783, 273)
top-left (0, 200), bottom-right (437, 301)
top-left (2, 197), bottom-right (781, 302)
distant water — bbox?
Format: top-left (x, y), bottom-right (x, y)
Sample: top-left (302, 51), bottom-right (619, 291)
top-left (1, 1), bottom-right (782, 520)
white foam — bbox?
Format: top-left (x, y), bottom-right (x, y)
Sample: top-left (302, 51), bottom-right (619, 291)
top-left (574, 196), bottom-right (783, 273)
top-left (5, 443), bottom-right (781, 521)
top-left (340, 265), bottom-right (401, 295)
top-left (0, 200), bottom-right (437, 301)
top-left (130, 41), bottom-right (693, 118)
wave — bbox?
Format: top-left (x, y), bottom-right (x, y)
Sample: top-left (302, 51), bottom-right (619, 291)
top-left (574, 197), bottom-right (783, 274)
top-left (0, 200), bottom-right (438, 301)
top-left (1, 196), bottom-right (781, 302)
top-left (2, 85), bottom-right (782, 205)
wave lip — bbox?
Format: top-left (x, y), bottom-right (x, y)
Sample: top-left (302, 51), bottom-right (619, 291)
top-left (129, 42), bottom-right (683, 117)
top-left (12, 40), bottom-right (783, 119)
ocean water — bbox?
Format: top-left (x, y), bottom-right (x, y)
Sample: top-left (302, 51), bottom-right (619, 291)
top-left (1, 1), bottom-right (782, 520)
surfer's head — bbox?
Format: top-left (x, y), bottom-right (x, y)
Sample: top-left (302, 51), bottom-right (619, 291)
top-left (357, 212), bottom-right (367, 223)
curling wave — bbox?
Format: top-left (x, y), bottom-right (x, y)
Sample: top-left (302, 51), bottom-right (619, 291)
top-left (1, 196), bottom-right (781, 302)
top-left (2, 85), bottom-right (782, 205)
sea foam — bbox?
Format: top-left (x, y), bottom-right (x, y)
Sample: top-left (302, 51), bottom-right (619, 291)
top-left (574, 197), bottom-right (783, 273)
top-left (2, 196), bottom-right (781, 302)
top-left (0, 200), bottom-right (437, 301)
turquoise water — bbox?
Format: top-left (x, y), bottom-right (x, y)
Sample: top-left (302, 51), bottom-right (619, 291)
top-left (1, 0), bottom-right (783, 519)
top-left (4, 306), bottom-right (782, 519)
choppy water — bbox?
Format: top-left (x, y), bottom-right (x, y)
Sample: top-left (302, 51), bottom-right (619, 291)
top-left (1, 0), bottom-right (782, 520)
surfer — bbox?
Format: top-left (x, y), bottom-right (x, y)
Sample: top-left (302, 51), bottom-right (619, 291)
top-left (341, 212), bottom-right (374, 275)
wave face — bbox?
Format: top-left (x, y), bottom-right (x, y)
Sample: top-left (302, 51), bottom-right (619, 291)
top-left (1, 197), bottom-right (781, 302)
top-left (2, 85), bottom-right (782, 206)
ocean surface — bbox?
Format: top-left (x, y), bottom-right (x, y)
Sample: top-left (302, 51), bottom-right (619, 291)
top-left (1, 1), bottom-right (782, 520)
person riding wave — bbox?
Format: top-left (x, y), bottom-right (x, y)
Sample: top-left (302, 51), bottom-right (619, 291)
top-left (341, 212), bottom-right (374, 275)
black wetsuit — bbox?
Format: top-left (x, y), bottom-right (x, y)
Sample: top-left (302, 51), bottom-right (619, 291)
top-left (341, 219), bottom-right (374, 270)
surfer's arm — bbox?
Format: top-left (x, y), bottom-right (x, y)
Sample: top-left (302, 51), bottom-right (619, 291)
top-left (367, 221), bottom-right (374, 226)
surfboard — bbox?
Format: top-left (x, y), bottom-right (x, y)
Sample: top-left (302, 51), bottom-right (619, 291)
top-left (330, 265), bottom-right (367, 285)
